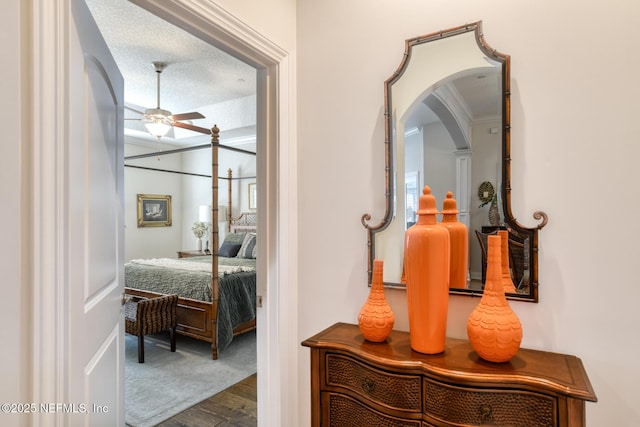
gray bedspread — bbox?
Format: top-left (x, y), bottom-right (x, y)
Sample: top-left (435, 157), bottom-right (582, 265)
top-left (124, 256), bottom-right (256, 351)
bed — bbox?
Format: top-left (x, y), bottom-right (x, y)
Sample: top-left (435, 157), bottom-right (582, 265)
top-left (124, 126), bottom-right (257, 359)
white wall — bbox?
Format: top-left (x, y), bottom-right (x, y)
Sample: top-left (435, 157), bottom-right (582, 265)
top-left (211, 0), bottom-right (296, 53)
top-left (125, 137), bottom-right (256, 257)
top-left (180, 139), bottom-right (256, 249)
top-left (423, 121), bottom-right (457, 202)
top-left (297, 1), bottom-right (640, 425)
top-left (124, 141), bottom-right (184, 261)
top-left (180, 151), bottom-right (212, 250)
top-left (470, 118), bottom-right (502, 277)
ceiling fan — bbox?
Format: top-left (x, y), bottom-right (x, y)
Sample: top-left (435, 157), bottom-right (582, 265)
top-left (126, 61), bottom-right (211, 139)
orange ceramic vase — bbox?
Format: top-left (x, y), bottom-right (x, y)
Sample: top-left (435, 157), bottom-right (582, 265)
top-left (467, 234), bottom-right (522, 362)
top-left (440, 192), bottom-right (468, 289)
top-left (358, 259), bottom-right (395, 342)
top-left (498, 230), bottom-right (517, 293)
top-left (404, 186), bottom-right (450, 354)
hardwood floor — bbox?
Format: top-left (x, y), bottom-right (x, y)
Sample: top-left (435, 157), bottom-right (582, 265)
top-left (157, 374), bottom-right (257, 426)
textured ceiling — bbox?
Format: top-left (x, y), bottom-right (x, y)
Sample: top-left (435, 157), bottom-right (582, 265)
top-left (85, 0), bottom-right (257, 143)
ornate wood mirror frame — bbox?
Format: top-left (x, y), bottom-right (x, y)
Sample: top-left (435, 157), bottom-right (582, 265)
top-left (362, 21), bottom-right (547, 302)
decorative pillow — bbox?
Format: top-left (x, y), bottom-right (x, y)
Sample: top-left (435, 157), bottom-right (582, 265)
top-left (222, 232), bottom-right (246, 246)
top-left (218, 242), bottom-right (242, 258)
top-left (237, 232), bottom-right (256, 259)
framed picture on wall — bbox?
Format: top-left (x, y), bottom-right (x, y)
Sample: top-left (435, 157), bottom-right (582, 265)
top-left (248, 183), bottom-right (257, 210)
top-left (137, 194), bottom-right (172, 227)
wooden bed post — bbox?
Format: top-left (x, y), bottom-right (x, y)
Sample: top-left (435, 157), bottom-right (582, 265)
top-left (228, 168), bottom-right (233, 232)
top-left (211, 124), bottom-right (220, 360)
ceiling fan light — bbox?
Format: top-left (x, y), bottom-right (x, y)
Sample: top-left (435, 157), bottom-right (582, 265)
top-left (145, 121), bottom-right (172, 139)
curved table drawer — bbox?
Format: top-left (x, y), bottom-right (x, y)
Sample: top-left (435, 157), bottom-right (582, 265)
top-left (326, 392), bottom-right (422, 427)
top-left (326, 353), bottom-right (421, 412)
top-left (424, 378), bottom-right (557, 426)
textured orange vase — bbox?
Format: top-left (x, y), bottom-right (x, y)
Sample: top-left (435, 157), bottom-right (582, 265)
top-left (467, 235), bottom-right (522, 362)
top-left (498, 230), bottom-right (517, 293)
top-left (440, 192), bottom-right (468, 289)
top-left (358, 259), bottom-right (395, 342)
top-left (404, 186), bottom-right (450, 354)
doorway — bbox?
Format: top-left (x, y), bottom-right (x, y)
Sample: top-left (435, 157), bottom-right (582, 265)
top-left (31, 0), bottom-right (294, 425)
top-left (85, 0), bottom-right (290, 424)
top-left (113, 1), bottom-right (291, 424)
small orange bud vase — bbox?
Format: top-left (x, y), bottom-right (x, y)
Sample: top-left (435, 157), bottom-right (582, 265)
top-left (404, 186), bottom-right (450, 354)
top-left (498, 230), bottom-right (517, 293)
top-left (358, 259), bottom-right (394, 342)
top-left (467, 235), bottom-right (522, 362)
top-left (440, 192), bottom-right (468, 289)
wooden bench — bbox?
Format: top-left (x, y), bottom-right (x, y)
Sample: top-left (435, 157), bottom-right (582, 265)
top-left (124, 294), bottom-right (178, 363)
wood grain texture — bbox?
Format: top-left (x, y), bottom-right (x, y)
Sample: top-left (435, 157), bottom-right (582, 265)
top-left (156, 374), bottom-right (257, 426)
top-left (302, 323), bottom-right (597, 427)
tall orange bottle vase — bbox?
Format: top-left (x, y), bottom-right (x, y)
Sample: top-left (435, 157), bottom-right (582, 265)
top-left (358, 259), bottom-right (395, 342)
top-left (404, 186), bottom-right (450, 354)
top-left (439, 192), bottom-right (468, 289)
top-left (498, 230), bottom-right (517, 293)
top-left (467, 235), bottom-right (522, 362)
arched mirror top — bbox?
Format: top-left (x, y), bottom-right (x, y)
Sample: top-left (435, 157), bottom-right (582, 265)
top-left (362, 21), bottom-right (547, 302)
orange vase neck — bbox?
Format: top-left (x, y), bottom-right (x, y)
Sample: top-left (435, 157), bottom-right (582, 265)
top-left (484, 235), bottom-right (506, 296)
top-left (370, 260), bottom-right (385, 293)
top-left (498, 230), bottom-right (517, 293)
top-left (358, 259), bottom-right (394, 342)
top-left (416, 214), bottom-right (438, 225)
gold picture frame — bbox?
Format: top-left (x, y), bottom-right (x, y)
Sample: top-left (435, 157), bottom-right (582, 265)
top-left (248, 183), bottom-right (257, 210)
top-left (137, 194), bottom-right (172, 227)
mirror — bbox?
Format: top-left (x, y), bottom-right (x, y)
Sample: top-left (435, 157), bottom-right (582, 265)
top-left (362, 22), bottom-right (547, 302)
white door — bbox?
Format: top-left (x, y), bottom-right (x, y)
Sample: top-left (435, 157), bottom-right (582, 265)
top-left (66, 0), bottom-right (125, 425)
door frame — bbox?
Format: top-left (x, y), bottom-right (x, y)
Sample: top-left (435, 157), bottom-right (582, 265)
top-left (31, 0), bottom-right (298, 425)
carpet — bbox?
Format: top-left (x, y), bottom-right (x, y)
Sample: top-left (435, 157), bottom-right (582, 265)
top-left (125, 330), bottom-right (256, 427)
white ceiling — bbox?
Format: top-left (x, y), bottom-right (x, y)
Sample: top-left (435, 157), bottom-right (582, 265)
top-left (85, 0), bottom-right (257, 145)
top-left (404, 71), bottom-right (501, 133)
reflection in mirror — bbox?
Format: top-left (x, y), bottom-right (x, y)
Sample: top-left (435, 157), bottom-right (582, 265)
top-left (362, 22), bottom-right (547, 302)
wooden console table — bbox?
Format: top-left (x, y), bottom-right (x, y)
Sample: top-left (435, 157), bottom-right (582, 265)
top-left (302, 322), bottom-right (596, 426)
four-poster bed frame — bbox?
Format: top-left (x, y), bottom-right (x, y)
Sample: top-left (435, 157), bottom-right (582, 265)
top-left (124, 125), bottom-right (257, 359)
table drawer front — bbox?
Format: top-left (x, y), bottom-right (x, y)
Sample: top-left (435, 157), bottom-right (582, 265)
top-left (325, 392), bottom-right (421, 427)
top-left (326, 353), bottom-right (421, 411)
top-left (424, 379), bottom-right (557, 426)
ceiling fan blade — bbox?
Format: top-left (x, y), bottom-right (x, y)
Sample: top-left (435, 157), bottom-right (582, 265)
top-left (125, 105), bottom-right (146, 115)
top-left (171, 112), bottom-right (205, 121)
top-left (173, 121), bottom-right (211, 135)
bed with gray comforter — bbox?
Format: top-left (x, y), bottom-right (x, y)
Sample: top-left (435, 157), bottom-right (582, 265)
top-left (124, 255), bottom-right (256, 353)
